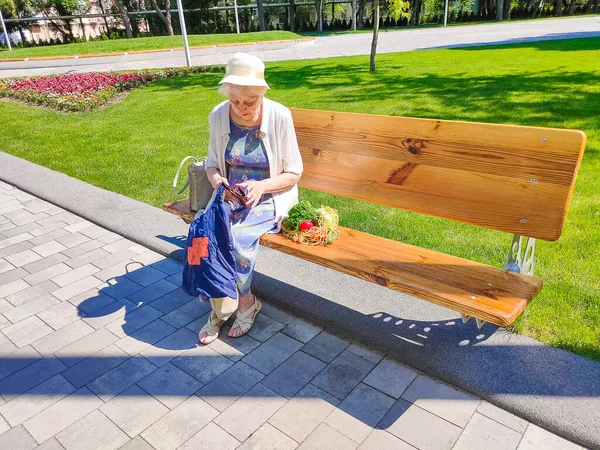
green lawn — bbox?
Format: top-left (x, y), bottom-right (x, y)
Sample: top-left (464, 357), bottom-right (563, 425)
top-left (0, 31), bottom-right (300, 60)
top-left (1, 37), bottom-right (599, 361)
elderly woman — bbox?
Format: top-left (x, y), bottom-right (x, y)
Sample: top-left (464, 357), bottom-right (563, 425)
top-left (200, 53), bottom-right (303, 345)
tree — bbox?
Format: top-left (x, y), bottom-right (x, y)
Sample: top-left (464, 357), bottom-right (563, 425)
top-left (496, 0), bottom-right (504, 19)
top-left (151, 0), bottom-right (174, 35)
top-left (370, 0), bottom-right (408, 71)
top-left (114, 0), bottom-right (134, 37)
top-left (315, 0), bottom-right (323, 31)
top-left (351, 0), bottom-right (357, 29)
top-left (32, 0), bottom-right (90, 40)
top-left (257, 0), bottom-right (265, 30)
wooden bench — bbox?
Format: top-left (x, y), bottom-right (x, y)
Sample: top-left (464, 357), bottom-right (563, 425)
top-left (164, 108), bottom-right (586, 328)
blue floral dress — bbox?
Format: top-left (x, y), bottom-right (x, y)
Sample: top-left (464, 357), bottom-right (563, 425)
top-left (226, 118), bottom-right (277, 296)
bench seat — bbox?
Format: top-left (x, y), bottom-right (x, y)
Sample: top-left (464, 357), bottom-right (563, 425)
top-left (164, 199), bottom-right (542, 327)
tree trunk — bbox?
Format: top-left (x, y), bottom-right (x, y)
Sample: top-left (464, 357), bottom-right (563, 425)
top-left (370, 0), bottom-right (379, 72)
top-left (97, 0), bottom-right (111, 33)
top-left (554, 0), bottom-right (563, 14)
top-left (357, 0), bottom-right (365, 27)
top-left (410, 0), bottom-right (422, 24)
top-left (114, 0), bottom-right (134, 37)
top-left (567, 0), bottom-right (577, 14)
top-left (257, 0), bottom-right (266, 30)
top-left (289, 0), bottom-right (295, 31)
top-left (316, 0), bottom-right (323, 31)
top-left (531, 0), bottom-right (542, 16)
top-left (504, 0), bottom-right (511, 18)
top-left (351, 0), bottom-right (357, 29)
top-left (151, 0), bottom-right (174, 35)
top-left (496, 0), bottom-right (504, 19)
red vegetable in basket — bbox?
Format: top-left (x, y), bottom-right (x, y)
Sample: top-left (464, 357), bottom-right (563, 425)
top-left (298, 220), bottom-right (314, 231)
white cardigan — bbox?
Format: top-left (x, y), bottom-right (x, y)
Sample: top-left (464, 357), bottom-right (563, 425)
top-left (205, 97), bottom-right (304, 231)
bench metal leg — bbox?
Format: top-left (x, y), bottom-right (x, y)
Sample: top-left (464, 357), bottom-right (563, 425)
top-left (461, 313), bottom-right (486, 329)
top-left (503, 234), bottom-right (536, 276)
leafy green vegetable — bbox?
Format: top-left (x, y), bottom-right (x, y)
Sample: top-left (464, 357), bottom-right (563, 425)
top-left (283, 201), bottom-right (318, 232)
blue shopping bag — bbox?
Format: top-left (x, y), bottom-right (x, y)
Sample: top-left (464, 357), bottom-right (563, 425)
top-left (182, 184), bottom-right (238, 299)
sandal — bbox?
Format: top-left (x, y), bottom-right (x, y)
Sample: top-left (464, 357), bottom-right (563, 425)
top-left (199, 311), bottom-right (226, 345)
top-left (229, 296), bottom-right (262, 338)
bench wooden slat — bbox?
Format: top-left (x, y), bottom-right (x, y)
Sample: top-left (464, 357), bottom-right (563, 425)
top-left (162, 200), bottom-right (541, 327)
top-left (291, 108), bottom-right (586, 241)
top-left (260, 228), bottom-right (542, 327)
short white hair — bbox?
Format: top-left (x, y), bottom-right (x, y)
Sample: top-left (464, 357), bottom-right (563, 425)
top-left (218, 83), bottom-right (268, 98)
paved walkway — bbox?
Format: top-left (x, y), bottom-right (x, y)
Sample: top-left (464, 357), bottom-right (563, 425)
top-left (0, 16), bottom-right (599, 78)
top-left (0, 181), bottom-right (587, 449)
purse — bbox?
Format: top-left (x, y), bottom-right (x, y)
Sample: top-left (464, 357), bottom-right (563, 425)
top-left (173, 156), bottom-right (214, 212)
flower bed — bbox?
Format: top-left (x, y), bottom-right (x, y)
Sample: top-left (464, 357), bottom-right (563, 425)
top-left (0, 66), bottom-right (221, 112)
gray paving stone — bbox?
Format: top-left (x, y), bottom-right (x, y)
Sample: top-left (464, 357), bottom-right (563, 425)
top-left (6, 249), bottom-right (42, 267)
top-left (94, 260), bottom-right (142, 283)
top-left (269, 384), bottom-right (339, 442)
top-left (326, 383), bottom-right (396, 444)
top-left (100, 278), bottom-right (144, 301)
top-left (64, 248), bottom-right (111, 269)
top-left (0, 375), bottom-right (75, 426)
top-left (400, 374), bottom-right (479, 428)
top-left (0, 313), bottom-right (11, 329)
top-left (2, 208), bottom-right (33, 222)
top-left (137, 363), bottom-right (202, 410)
top-left (312, 350), bottom-right (375, 400)
top-left (23, 200), bottom-right (55, 214)
top-left (140, 327), bottom-right (198, 367)
top-left (119, 436), bottom-right (154, 450)
top-left (0, 278), bottom-right (29, 299)
top-left (357, 429), bottom-right (416, 450)
top-left (22, 387), bottom-right (102, 444)
top-left (100, 385), bottom-right (169, 438)
top-left (56, 409), bottom-right (130, 450)
top-left (28, 228), bottom-right (70, 247)
top-left (477, 401), bottom-right (529, 434)
top-left (238, 423), bottom-right (298, 450)
top-left (31, 241), bottom-right (67, 258)
top-left (14, 212), bottom-right (50, 226)
top-left (123, 266), bottom-right (167, 288)
top-left (0, 201), bottom-right (22, 215)
top-left (179, 422), bottom-right (239, 450)
top-left (197, 361), bottom-right (265, 412)
top-left (165, 273), bottom-right (181, 285)
top-left (243, 332), bottom-right (304, 375)
top-left (37, 302), bottom-right (86, 331)
top-left (131, 251), bottom-right (164, 266)
top-left (204, 324), bottom-right (262, 363)
top-left (0, 258), bottom-right (15, 274)
top-left (152, 288), bottom-right (197, 317)
top-left (22, 263), bottom-right (71, 286)
top-left (63, 221), bottom-right (93, 234)
top-left (3, 315), bottom-right (54, 348)
top-left (172, 343), bottom-right (234, 384)
top-left (51, 264), bottom-right (99, 288)
top-left (127, 243), bottom-right (148, 254)
top-left (161, 298), bottom-right (211, 329)
top-left (0, 415), bottom-right (9, 436)
top-left (65, 345), bottom-right (126, 390)
top-left (147, 258), bottom-right (182, 276)
top-left (55, 232), bottom-right (90, 249)
top-left (2, 222), bottom-right (40, 238)
top-left (115, 319), bottom-right (177, 356)
top-left (346, 344), bottom-right (384, 365)
top-left (81, 298), bottom-right (137, 330)
top-left (379, 400), bottom-right (462, 450)
top-left (61, 239), bottom-right (103, 259)
top-left (68, 289), bottom-right (118, 315)
top-left (0, 330), bottom-right (18, 355)
top-left (127, 280), bottom-right (179, 307)
top-left (52, 276), bottom-right (104, 302)
top-left (6, 280), bottom-right (59, 307)
top-left (301, 331), bottom-right (350, 363)
top-left (247, 313), bottom-right (286, 342)
top-left (21, 253), bottom-right (68, 275)
top-left (0, 298), bottom-right (11, 314)
top-left (0, 425), bottom-right (37, 450)
top-left (41, 211), bottom-right (84, 226)
top-left (31, 320), bottom-right (94, 356)
top-left (98, 233), bottom-right (125, 246)
top-left (298, 423), bottom-right (358, 450)
top-left (1, 357), bottom-right (66, 402)
top-left (0, 222), bottom-right (17, 233)
top-left (55, 328), bottom-right (119, 367)
top-left (4, 294), bottom-right (60, 324)
top-left (363, 358), bottom-right (417, 399)
top-left (0, 345), bottom-right (40, 380)
top-left (214, 383), bottom-right (287, 442)
top-left (0, 240), bottom-right (33, 259)
top-left (141, 396), bottom-right (218, 450)
top-left (517, 423), bottom-right (583, 450)
top-left (454, 412), bottom-right (522, 450)
top-left (88, 357), bottom-right (158, 402)
top-left (263, 351), bottom-right (326, 398)
top-left (0, 232), bottom-right (34, 250)
top-left (34, 437), bottom-right (65, 450)
top-left (79, 226), bottom-right (111, 240)
top-left (93, 250), bottom-right (139, 270)
top-left (281, 317), bottom-right (323, 343)
top-left (105, 305), bottom-right (162, 339)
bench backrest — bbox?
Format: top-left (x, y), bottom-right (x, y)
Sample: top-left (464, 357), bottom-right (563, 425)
top-left (290, 108), bottom-right (586, 241)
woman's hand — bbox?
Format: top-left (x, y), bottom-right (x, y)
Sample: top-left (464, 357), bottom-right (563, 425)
top-left (210, 173), bottom-right (227, 190)
top-left (237, 180), bottom-right (266, 209)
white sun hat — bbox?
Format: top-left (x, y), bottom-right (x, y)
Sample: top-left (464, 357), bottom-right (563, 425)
top-left (219, 52), bottom-right (270, 89)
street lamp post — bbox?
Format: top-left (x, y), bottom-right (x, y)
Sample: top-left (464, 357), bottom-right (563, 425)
top-left (0, 9), bottom-right (12, 51)
top-left (175, 0), bottom-right (191, 67)
top-left (233, 0), bottom-right (240, 34)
